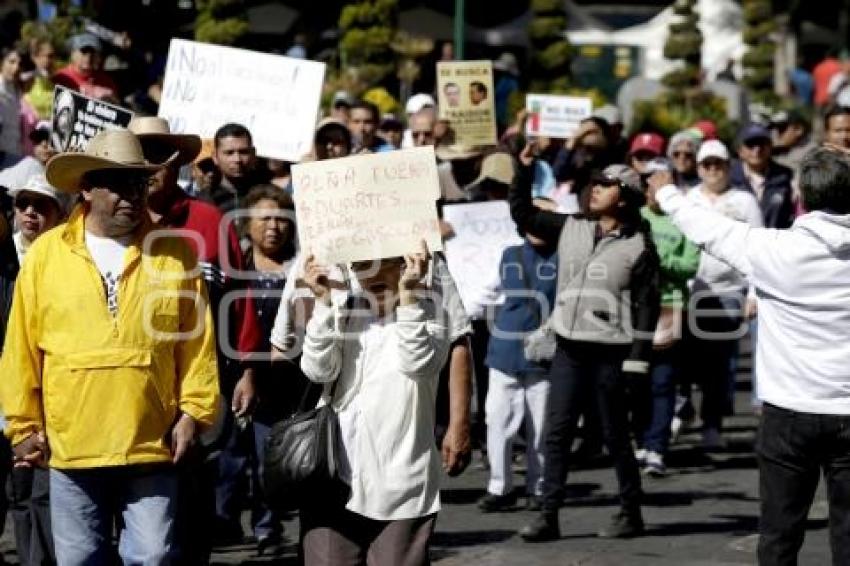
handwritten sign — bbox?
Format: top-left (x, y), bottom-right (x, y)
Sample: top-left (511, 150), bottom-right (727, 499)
top-left (50, 86), bottom-right (133, 152)
top-left (292, 147), bottom-right (443, 264)
top-left (437, 60), bottom-right (497, 146)
top-left (441, 201), bottom-right (523, 315)
top-left (526, 94), bottom-right (593, 139)
top-left (158, 38), bottom-right (326, 162)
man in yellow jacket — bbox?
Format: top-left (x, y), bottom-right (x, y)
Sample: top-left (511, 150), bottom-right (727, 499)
top-left (0, 128), bottom-right (220, 564)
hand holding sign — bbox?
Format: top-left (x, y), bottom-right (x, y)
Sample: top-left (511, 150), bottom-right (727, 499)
top-left (303, 254), bottom-right (331, 305)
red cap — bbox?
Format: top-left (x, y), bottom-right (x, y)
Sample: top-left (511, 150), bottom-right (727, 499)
top-left (693, 120), bottom-right (718, 140)
top-left (628, 132), bottom-right (665, 157)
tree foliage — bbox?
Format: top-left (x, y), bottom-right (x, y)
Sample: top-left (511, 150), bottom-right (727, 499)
top-left (194, 0), bottom-right (249, 46)
top-left (338, 0), bottom-right (398, 87)
top-left (741, 0), bottom-right (777, 105)
top-left (661, 0), bottom-right (702, 90)
top-left (529, 0), bottom-right (571, 92)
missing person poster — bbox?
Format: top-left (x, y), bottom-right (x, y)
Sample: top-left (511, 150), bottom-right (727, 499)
top-left (50, 85), bottom-right (134, 152)
top-left (292, 146), bottom-right (443, 264)
top-left (525, 94), bottom-right (593, 139)
top-left (437, 60), bottom-right (497, 147)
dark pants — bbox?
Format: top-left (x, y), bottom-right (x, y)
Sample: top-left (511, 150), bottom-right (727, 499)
top-left (8, 466), bottom-right (54, 565)
top-left (687, 293), bottom-right (745, 430)
top-left (300, 490), bottom-right (436, 566)
top-left (757, 403), bottom-right (850, 566)
top-left (542, 339), bottom-right (642, 514)
top-left (470, 319), bottom-right (491, 448)
top-left (215, 410), bottom-right (253, 538)
top-left (633, 343), bottom-right (682, 456)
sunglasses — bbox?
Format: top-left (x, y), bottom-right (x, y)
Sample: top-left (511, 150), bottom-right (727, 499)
top-left (671, 151), bottom-right (695, 159)
top-left (14, 195), bottom-right (57, 215)
top-left (412, 130), bottom-right (434, 139)
top-left (85, 170), bottom-right (153, 192)
top-left (699, 158), bottom-right (727, 169)
top-left (743, 139), bottom-right (770, 149)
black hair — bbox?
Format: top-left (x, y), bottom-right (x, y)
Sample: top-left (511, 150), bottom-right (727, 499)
top-left (214, 123), bottom-right (252, 148)
top-left (824, 105), bottom-right (850, 131)
top-left (800, 147), bottom-right (850, 214)
top-left (470, 81), bottom-right (487, 95)
top-left (240, 184), bottom-right (296, 258)
top-left (350, 100), bottom-right (379, 123)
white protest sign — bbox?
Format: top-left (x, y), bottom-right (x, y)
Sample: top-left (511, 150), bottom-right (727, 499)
top-left (158, 38), bottom-right (325, 162)
top-left (526, 94), bottom-right (593, 139)
top-left (292, 147), bottom-right (443, 264)
top-left (442, 201), bottom-right (523, 315)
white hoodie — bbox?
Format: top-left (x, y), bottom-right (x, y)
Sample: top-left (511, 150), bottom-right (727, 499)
top-left (658, 184), bottom-right (850, 415)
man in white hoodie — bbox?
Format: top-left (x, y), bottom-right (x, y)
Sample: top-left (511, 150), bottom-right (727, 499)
top-left (648, 146), bottom-right (850, 566)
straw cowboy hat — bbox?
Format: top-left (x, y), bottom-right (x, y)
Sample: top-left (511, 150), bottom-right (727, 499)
top-left (128, 116), bottom-right (202, 166)
top-left (46, 128), bottom-right (163, 194)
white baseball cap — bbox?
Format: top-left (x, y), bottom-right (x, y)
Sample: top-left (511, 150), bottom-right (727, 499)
top-left (696, 139), bottom-right (730, 163)
top-left (405, 93), bottom-right (436, 115)
top-left (9, 174), bottom-right (63, 204)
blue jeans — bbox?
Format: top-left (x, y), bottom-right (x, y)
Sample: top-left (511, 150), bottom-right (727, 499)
top-left (642, 343), bottom-right (680, 455)
top-left (50, 465), bottom-right (177, 566)
top-left (252, 421), bottom-right (282, 540)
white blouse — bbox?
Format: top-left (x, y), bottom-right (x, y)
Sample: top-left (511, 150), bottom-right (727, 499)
top-left (300, 299), bottom-right (450, 521)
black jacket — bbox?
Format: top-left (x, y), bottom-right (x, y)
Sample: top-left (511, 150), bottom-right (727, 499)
top-left (730, 159), bottom-right (795, 229)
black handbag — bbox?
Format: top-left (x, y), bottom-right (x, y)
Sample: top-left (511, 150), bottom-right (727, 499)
top-left (262, 298), bottom-right (352, 511)
top-left (262, 393), bottom-right (341, 511)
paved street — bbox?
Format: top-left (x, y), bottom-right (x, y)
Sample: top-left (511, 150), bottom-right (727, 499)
top-left (0, 367), bottom-right (832, 565)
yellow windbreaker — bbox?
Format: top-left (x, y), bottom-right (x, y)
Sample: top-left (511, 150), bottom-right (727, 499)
top-left (0, 205), bottom-right (221, 468)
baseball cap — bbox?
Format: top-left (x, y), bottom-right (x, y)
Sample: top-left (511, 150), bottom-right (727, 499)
top-left (9, 174), bottom-right (63, 204)
top-left (738, 124), bottom-right (772, 145)
top-left (69, 33), bottom-right (101, 53)
top-left (332, 90), bottom-right (355, 109)
top-left (629, 132), bottom-right (665, 157)
top-left (697, 139), bottom-right (730, 163)
top-left (692, 120), bottom-right (718, 141)
top-left (593, 164), bottom-right (645, 207)
top-left (405, 93), bottom-right (436, 115)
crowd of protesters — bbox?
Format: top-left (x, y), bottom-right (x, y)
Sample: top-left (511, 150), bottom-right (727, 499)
top-left (0, 18), bottom-right (847, 566)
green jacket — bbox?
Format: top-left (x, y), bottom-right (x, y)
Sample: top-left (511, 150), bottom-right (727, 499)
top-left (641, 206), bottom-right (700, 307)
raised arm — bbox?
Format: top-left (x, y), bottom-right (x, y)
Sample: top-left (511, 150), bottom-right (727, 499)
top-left (299, 255), bottom-right (342, 384)
top-left (509, 144), bottom-right (567, 245)
top-left (651, 174), bottom-right (756, 278)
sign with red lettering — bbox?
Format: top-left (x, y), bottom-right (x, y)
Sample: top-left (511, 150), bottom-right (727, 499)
top-left (292, 147), bottom-right (443, 263)
top-left (526, 94), bottom-right (592, 139)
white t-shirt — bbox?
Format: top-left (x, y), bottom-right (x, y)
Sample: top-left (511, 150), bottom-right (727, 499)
top-left (85, 231), bottom-right (131, 317)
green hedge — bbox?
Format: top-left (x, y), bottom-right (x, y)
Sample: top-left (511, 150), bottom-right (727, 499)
top-left (533, 41), bottom-right (571, 71)
top-left (529, 16), bottom-right (567, 41)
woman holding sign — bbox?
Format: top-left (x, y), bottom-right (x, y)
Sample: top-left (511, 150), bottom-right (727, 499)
top-left (510, 144), bottom-right (660, 542)
top-left (298, 244), bottom-right (450, 566)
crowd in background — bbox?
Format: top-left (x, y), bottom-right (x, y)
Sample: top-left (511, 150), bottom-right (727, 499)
top-left (0, 12), bottom-right (848, 566)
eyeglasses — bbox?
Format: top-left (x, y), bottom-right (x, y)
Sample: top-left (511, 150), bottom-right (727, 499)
top-left (412, 130), bottom-right (434, 139)
top-left (743, 139), bottom-right (770, 149)
top-left (671, 151), bottom-right (695, 159)
top-left (699, 158), bottom-right (727, 170)
top-left (14, 195), bottom-right (56, 215)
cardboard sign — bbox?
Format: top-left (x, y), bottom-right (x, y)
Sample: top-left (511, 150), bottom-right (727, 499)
top-left (441, 201), bottom-right (523, 315)
top-left (437, 60), bottom-right (497, 147)
top-left (50, 85), bottom-right (133, 152)
top-left (525, 94), bottom-right (593, 139)
top-left (292, 147), bottom-right (443, 264)
top-left (158, 38), bottom-right (326, 162)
